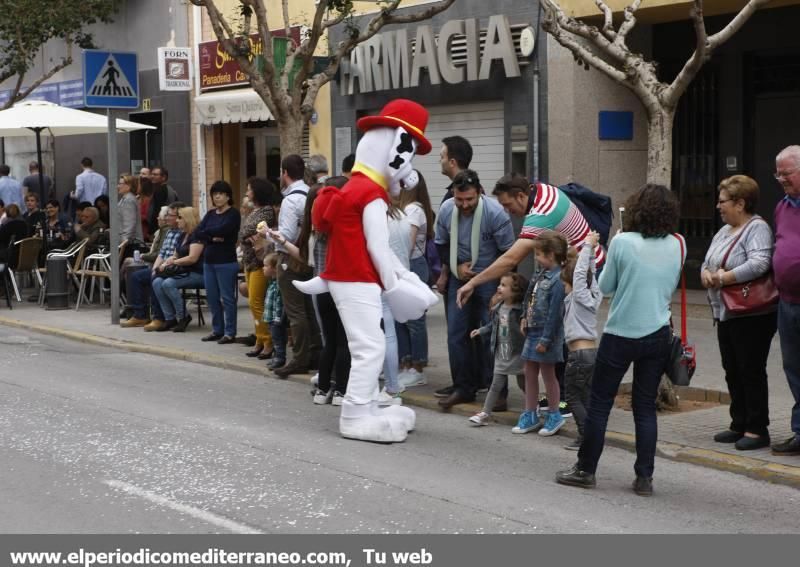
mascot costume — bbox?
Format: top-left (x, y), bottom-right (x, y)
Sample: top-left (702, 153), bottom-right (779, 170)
top-left (294, 99), bottom-right (438, 443)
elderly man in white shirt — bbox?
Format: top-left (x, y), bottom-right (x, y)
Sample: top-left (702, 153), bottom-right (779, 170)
top-left (72, 157), bottom-right (108, 205)
top-left (273, 154), bottom-right (322, 377)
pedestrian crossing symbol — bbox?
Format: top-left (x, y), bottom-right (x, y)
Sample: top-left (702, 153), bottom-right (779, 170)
top-left (83, 50), bottom-right (139, 108)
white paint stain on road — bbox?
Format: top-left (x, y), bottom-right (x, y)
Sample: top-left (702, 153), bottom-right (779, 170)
top-left (104, 479), bottom-right (264, 534)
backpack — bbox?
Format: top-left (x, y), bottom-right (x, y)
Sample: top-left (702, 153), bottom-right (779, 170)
top-left (424, 238), bottom-right (441, 287)
top-left (558, 182), bottom-right (613, 246)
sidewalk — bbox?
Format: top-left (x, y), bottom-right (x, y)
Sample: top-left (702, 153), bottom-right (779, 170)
top-left (1, 288), bottom-right (798, 488)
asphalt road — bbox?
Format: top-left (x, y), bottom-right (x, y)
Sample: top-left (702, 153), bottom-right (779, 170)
top-left (0, 326), bottom-right (798, 534)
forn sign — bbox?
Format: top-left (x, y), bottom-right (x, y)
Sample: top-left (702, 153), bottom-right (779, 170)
top-left (340, 15), bottom-right (522, 95)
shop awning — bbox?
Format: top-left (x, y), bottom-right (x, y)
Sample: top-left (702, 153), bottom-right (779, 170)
top-left (194, 89), bottom-right (273, 125)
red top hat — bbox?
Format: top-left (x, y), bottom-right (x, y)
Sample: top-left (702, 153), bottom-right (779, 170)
top-left (356, 99), bottom-right (432, 155)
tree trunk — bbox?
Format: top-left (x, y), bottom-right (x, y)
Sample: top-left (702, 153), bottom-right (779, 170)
top-left (645, 107), bottom-right (675, 186)
top-left (277, 113), bottom-right (306, 159)
top-left (645, 106), bottom-right (681, 410)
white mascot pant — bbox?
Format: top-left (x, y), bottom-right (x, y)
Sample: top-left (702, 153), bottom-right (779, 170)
top-left (327, 280), bottom-right (416, 443)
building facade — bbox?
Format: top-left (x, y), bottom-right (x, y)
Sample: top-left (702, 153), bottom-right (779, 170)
top-left (330, 0), bottom-right (546, 206)
top-left (0, 0), bottom-right (193, 204)
top-left (189, 0), bottom-right (333, 210)
top-left (548, 0), bottom-right (800, 285)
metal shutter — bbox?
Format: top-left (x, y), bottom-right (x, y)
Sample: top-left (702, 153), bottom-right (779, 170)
top-left (412, 100), bottom-right (505, 209)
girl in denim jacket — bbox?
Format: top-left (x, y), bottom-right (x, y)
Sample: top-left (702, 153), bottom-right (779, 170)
top-left (516, 231), bottom-right (568, 437)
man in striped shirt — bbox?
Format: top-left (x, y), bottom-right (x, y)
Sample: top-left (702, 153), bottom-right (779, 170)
top-left (456, 180), bottom-right (604, 306)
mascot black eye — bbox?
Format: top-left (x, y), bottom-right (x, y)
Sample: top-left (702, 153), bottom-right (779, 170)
top-left (389, 155), bottom-right (405, 170)
top-left (396, 132), bottom-right (413, 154)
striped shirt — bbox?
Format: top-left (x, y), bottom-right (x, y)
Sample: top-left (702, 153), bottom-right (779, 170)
top-left (701, 216), bottom-right (775, 321)
top-left (520, 183), bottom-right (605, 266)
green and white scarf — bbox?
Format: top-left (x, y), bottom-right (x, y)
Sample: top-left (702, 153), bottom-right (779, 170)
top-left (450, 196), bottom-right (484, 280)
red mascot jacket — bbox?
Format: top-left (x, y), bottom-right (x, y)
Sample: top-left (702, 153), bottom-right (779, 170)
top-left (312, 171), bottom-right (390, 286)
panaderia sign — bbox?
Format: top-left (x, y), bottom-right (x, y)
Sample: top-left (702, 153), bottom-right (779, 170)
top-left (339, 15), bottom-right (527, 95)
top-left (198, 28), bottom-right (301, 93)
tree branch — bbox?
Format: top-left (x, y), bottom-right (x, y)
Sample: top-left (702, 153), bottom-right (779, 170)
top-left (594, 0), bottom-right (616, 41)
top-left (542, 13), bottom-right (628, 84)
top-left (541, 0), bottom-right (630, 66)
top-left (662, 0), bottom-right (770, 106)
top-left (328, 0), bottom-right (455, 84)
top-left (14, 55), bottom-right (74, 106)
top-left (3, 70), bottom-right (26, 110)
top-left (707, 0), bottom-right (772, 49)
top-left (616, 0), bottom-right (642, 42)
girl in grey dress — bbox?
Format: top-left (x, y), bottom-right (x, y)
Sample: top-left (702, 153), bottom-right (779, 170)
top-left (468, 272), bottom-right (528, 426)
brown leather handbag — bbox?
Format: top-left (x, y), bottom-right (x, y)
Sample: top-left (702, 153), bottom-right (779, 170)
top-left (719, 219), bottom-right (779, 315)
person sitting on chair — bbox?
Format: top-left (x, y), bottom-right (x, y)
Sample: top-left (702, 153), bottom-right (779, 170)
top-left (0, 205), bottom-right (28, 263)
top-left (74, 206), bottom-right (107, 253)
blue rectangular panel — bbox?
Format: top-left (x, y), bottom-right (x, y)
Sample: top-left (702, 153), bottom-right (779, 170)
top-left (59, 79), bottom-right (85, 108)
top-left (598, 111), bottom-right (634, 141)
top-left (83, 50), bottom-right (139, 108)
top-left (27, 83), bottom-right (60, 104)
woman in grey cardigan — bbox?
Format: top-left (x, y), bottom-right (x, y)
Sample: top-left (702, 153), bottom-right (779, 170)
top-left (701, 175), bottom-right (777, 451)
top-left (117, 174), bottom-right (143, 243)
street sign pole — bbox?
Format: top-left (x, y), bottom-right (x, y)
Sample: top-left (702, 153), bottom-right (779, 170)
top-left (107, 109), bottom-right (120, 325)
top-left (84, 50), bottom-right (139, 327)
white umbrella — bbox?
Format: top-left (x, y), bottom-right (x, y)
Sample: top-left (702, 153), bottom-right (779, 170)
top-left (0, 100), bottom-right (155, 201)
top-left (0, 100), bottom-right (155, 323)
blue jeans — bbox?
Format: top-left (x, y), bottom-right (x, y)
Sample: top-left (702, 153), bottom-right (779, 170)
top-left (578, 326), bottom-right (671, 478)
top-left (127, 265), bottom-right (163, 321)
top-left (382, 295), bottom-right (400, 394)
top-left (152, 271), bottom-right (205, 321)
top-left (446, 276), bottom-right (495, 399)
top-left (204, 262), bottom-right (239, 337)
top-left (778, 300), bottom-right (800, 435)
top-left (396, 256), bottom-right (429, 366)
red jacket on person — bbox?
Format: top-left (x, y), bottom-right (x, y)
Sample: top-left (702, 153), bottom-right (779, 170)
top-left (313, 172), bottom-right (390, 286)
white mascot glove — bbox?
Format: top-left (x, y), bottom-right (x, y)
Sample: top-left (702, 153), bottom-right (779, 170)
top-left (384, 270), bottom-right (438, 323)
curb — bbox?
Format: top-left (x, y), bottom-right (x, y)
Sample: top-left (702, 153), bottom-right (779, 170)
top-left (3, 315), bottom-right (799, 490)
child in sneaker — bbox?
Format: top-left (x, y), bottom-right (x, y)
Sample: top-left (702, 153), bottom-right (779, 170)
top-left (262, 253), bottom-right (287, 371)
top-left (468, 272), bottom-right (527, 426)
top-left (560, 231), bottom-right (602, 450)
top-left (516, 231), bottom-right (568, 436)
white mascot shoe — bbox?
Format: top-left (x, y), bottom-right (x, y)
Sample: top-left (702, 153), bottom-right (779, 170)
top-left (293, 276), bottom-right (329, 295)
top-left (339, 400), bottom-right (408, 443)
top-left (377, 403), bottom-right (416, 432)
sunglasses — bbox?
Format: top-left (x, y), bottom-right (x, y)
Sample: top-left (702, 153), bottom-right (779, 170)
top-left (454, 175), bottom-right (480, 188)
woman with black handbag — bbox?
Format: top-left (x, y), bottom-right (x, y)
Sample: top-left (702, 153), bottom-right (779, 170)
top-left (151, 207), bottom-right (205, 332)
top-left (701, 175), bottom-right (778, 450)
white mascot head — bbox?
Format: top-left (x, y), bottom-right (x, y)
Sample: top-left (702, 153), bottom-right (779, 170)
top-left (354, 99), bottom-right (432, 197)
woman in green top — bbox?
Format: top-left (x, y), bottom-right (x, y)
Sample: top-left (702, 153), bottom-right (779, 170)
top-left (556, 184), bottom-right (684, 497)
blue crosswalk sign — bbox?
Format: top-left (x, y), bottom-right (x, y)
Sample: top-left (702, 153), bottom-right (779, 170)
top-left (83, 50), bottom-right (139, 108)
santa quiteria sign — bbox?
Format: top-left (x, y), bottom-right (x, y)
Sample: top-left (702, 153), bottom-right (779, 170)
top-left (198, 27), bottom-right (301, 93)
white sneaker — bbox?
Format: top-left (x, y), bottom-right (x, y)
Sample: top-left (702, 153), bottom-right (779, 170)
top-left (310, 373), bottom-right (319, 387)
top-left (398, 368), bottom-right (427, 388)
top-left (332, 391), bottom-right (345, 406)
top-left (376, 389), bottom-right (403, 406)
top-left (469, 412), bottom-right (490, 426)
top-left (312, 388), bottom-right (332, 405)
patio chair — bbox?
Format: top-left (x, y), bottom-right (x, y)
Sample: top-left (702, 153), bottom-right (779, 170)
top-left (8, 237), bottom-right (43, 302)
top-left (75, 240), bottom-right (128, 310)
top-left (181, 286), bottom-right (207, 326)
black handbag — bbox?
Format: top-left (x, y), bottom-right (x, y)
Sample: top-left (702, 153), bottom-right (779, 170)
top-left (161, 264), bottom-right (189, 278)
top-left (666, 234), bottom-right (696, 387)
